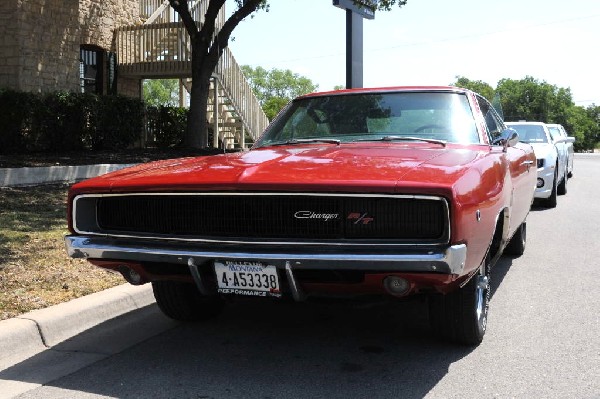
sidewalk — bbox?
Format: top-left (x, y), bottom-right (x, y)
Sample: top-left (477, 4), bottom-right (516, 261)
top-left (0, 163), bottom-right (160, 397)
top-left (0, 284), bottom-right (154, 369)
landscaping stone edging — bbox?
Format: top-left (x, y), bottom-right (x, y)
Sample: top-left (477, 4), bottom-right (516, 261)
top-left (0, 164), bottom-right (135, 187)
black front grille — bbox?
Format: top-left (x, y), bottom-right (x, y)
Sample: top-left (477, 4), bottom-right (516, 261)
top-left (94, 194), bottom-right (449, 243)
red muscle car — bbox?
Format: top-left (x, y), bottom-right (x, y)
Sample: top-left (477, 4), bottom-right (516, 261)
top-left (65, 86), bottom-right (536, 345)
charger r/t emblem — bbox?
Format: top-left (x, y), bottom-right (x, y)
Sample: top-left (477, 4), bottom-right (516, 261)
top-left (347, 212), bottom-right (374, 225)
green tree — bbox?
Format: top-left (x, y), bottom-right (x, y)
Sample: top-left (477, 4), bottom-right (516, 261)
top-left (168, 0), bottom-right (408, 148)
top-left (451, 74), bottom-right (600, 150)
top-left (452, 76), bottom-right (494, 101)
top-left (241, 65), bottom-right (318, 120)
top-left (143, 79), bottom-right (180, 107)
top-left (566, 106), bottom-right (592, 151)
top-left (587, 105), bottom-right (600, 150)
top-left (495, 76), bottom-right (574, 124)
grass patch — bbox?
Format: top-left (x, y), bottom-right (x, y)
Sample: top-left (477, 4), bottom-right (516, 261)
top-left (0, 184), bottom-right (122, 320)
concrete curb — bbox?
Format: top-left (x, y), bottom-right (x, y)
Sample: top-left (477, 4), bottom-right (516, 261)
top-left (0, 164), bottom-right (135, 187)
top-left (0, 284), bottom-right (154, 368)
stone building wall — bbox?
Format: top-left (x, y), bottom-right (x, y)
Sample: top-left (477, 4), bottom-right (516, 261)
top-left (18, 0), bottom-right (80, 93)
top-left (79, 0), bottom-right (139, 52)
top-left (0, 1), bottom-right (20, 90)
top-left (79, 0), bottom-right (141, 97)
top-left (0, 0), bottom-right (141, 96)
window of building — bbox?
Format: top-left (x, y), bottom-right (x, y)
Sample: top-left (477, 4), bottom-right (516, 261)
top-left (80, 45), bottom-right (117, 95)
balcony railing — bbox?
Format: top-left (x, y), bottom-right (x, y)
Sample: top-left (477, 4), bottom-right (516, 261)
top-left (116, 0), bottom-right (268, 146)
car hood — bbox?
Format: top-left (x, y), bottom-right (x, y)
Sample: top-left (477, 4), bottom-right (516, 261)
top-left (72, 144), bottom-right (484, 196)
top-left (529, 143), bottom-right (557, 160)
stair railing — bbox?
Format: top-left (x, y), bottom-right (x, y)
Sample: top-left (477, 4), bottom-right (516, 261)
top-left (118, 0), bottom-right (269, 146)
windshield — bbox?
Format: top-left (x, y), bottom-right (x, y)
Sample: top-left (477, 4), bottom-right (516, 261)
top-left (254, 92), bottom-right (480, 148)
top-left (508, 124), bottom-right (549, 144)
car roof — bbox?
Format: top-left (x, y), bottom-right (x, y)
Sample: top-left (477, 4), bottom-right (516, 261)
top-left (506, 121), bottom-right (547, 126)
top-left (298, 86), bottom-right (470, 99)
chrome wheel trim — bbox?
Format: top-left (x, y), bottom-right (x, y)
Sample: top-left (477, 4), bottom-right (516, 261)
top-left (475, 273), bottom-right (490, 333)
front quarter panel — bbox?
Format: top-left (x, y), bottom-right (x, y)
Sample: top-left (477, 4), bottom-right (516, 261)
top-left (453, 149), bottom-right (510, 275)
top-left (408, 147), bottom-right (510, 276)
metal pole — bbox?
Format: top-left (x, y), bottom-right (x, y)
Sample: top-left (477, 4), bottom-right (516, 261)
top-left (346, 9), bottom-right (364, 89)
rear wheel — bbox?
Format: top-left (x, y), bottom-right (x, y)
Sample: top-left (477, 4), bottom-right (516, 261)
top-left (152, 281), bottom-right (224, 321)
top-left (504, 222), bottom-right (526, 257)
top-left (429, 264), bottom-right (490, 345)
top-left (557, 169), bottom-right (567, 195)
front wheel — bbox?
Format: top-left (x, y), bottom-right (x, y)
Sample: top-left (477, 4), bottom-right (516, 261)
top-left (429, 266), bottom-right (490, 345)
top-left (152, 281), bottom-right (224, 321)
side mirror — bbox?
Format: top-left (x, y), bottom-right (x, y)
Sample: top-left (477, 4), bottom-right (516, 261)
top-left (566, 136), bottom-right (576, 143)
top-left (493, 128), bottom-right (519, 150)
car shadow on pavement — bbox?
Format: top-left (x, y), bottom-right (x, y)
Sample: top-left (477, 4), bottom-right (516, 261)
top-left (0, 257), bottom-right (517, 399)
top-left (0, 284), bottom-right (522, 399)
top-left (490, 255), bottom-right (514, 298)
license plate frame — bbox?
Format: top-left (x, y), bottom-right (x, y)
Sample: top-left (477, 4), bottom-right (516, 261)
top-left (214, 261), bottom-right (281, 298)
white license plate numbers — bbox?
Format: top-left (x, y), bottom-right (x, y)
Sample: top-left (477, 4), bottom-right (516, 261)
top-left (214, 261), bottom-right (281, 298)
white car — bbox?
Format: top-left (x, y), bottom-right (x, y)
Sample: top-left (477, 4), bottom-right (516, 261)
top-left (546, 123), bottom-right (575, 178)
top-left (506, 122), bottom-right (568, 208)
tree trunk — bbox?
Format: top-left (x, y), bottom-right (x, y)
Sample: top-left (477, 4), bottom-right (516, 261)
top-left (185, 41), bottom-right (212, 149)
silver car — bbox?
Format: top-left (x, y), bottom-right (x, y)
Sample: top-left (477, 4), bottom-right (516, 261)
top-left (506, 122), bottom-right (568, 208)
top-left (546, 123), bottom-right (575, 178)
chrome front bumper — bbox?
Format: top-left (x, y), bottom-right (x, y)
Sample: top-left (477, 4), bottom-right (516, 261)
top-left (65, 235), bottom-right (467, 275)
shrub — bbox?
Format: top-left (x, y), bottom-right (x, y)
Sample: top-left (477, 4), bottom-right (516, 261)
top-left (0, 90), bottom-right (145, 153)
top-left (0, 89), bottom-right (36, 154)
top-left (146, 106), bottom-right (187, 148)
top-left (92, 95), bottom-right (144, 150)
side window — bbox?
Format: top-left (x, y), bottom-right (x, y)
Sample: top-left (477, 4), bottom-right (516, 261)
top-left (476, 95), bottom-right (503, 143)
top-left (547, 127), bottom-right (560, 142)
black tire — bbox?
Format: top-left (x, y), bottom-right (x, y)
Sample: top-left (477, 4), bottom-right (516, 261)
top-left (504, 222), bottom-right (526, 257)
top-left (152, 281), bottom-right (224, 321)
top-left (542, 170), bottom-right (558, 208)
top-left (557, 169), bottom-right (567, 195)
top-left (429, 265), bottom-right (490, 346)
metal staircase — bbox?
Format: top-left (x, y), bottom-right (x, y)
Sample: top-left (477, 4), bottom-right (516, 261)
top-left (115, 0), bottom-right (268, 149)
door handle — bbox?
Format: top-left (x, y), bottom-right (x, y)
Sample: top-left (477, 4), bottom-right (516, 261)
top-left (522, 160), bottom-right (534, 171)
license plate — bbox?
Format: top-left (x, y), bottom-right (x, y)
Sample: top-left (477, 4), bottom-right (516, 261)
top-left (214, 261), bottom-right (281, 298)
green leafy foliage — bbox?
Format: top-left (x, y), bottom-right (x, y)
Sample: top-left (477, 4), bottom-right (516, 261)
top-left (453, 76), bottom-right (494, 102)
top-left (241, 65), bottom-right (318, 120)
top-left (495, 76), bottom-right (573, 124)
top-left (0, 90), bottom-right (144, 153)
top-left (452, 76), bottom-right (599, 151)
top-left (0, 90), bottom-right (36, 152)
top-left (146, 106), bottom-right (188, 148)
top-left (93, 96), bottom-right (145, 150)
top-left (143, 79), bottom-right (180, 107)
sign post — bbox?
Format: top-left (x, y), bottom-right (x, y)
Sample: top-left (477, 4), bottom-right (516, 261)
top-left (333, 0), bottom-right (377, 89)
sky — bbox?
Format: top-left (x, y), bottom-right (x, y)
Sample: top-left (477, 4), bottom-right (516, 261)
top-left (225, 0), bottom-right (600, 106)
